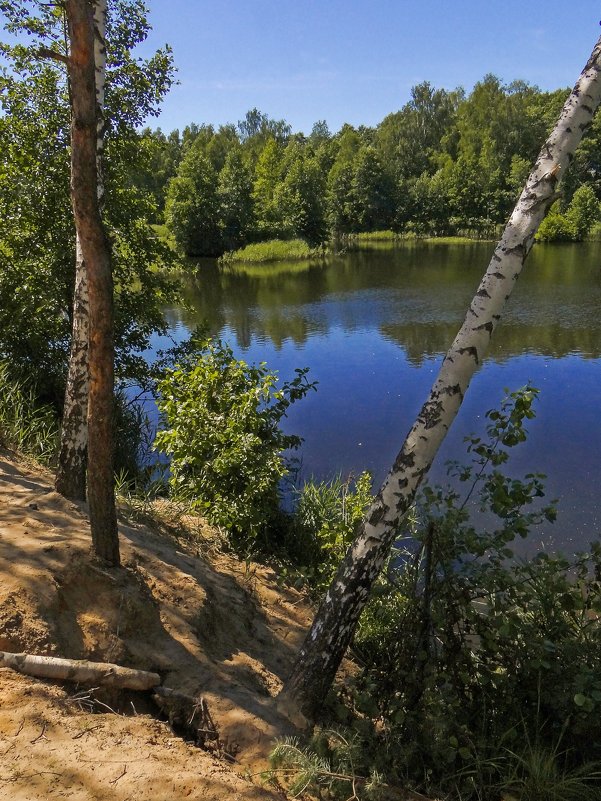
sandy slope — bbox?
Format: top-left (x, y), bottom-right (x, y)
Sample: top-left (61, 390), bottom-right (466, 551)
top-left (0, 451), bottom-right (312, 800)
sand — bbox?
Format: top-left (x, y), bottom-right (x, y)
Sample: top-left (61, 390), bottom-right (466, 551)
top-left (0, 450), bottom-right (312, 800)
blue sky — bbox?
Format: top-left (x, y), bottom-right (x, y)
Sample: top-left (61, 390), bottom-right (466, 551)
top-left (141, 1), bottom-right (601, 135)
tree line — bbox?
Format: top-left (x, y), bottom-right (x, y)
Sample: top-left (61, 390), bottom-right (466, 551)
top-left (136, 77), bottom-right (601, 255)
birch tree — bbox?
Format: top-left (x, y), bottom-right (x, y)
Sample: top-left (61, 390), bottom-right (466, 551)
top-left (281, 34), bottom-right (601, 720)
top-left (55, 0), bottom-right (106, 501)
top-left (65, 0), bottom-right (119, 564)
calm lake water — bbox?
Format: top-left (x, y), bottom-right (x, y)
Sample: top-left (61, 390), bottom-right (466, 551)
top-left (155, 241), bottom-right (601, 553)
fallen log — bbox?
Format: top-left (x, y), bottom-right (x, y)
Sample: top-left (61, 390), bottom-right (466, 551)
top-left (0, 651), bottom-right (160, 690)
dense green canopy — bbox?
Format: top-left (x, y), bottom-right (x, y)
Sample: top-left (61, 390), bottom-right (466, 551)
top-left (142, 80), bottom-right (601, 256)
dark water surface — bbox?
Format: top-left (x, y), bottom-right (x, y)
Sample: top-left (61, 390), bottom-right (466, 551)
top-left (155, 241), bottom-right (601, 552)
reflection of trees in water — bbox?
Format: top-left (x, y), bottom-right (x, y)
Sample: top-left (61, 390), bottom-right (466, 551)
top-left (178, 260), bottom-right (331, 348)
top-left (170, 242), bottom-right (601, 355)
top-left (380, 321), bottom-right (601, 365)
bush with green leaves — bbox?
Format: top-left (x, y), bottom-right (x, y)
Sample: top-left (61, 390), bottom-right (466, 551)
top-left (154, 338), bottom-right (315, 549)
top-left (536, 186), bottom-right (601, 242)
top-left (341, 386), bottom-right (601, 800)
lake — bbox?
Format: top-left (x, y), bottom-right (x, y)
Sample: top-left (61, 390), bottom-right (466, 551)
top-left (154, 240), bottom-right (601, 553)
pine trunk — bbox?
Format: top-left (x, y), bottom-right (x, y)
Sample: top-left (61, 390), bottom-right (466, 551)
top-left (280, 36), bottom-right (601, 721)
top-left (66, 0), bottom-right (119, 566)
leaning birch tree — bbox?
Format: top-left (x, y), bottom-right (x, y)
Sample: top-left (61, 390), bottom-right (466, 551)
top-left (65, 0), bottom-right (119, 565)
top-left (55, 0), bottom-right (106, 501)
top-left (281, 34), bottom-right (601, 720)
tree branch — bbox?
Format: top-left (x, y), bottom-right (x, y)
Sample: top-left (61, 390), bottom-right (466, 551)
top-left (37, 46), bottom-right (70, 65)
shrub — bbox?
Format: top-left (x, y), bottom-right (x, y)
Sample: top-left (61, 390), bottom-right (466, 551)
top-left (536, 211), bottom-right (577, 242)
top-left (536, 187), bottom-right (601, 242)
top-left (154, 338), bottom-right (315, 550)
top-left (344, 386), bottom-right (601, 800)
top-left (566, 184), bottom-right (600, 238)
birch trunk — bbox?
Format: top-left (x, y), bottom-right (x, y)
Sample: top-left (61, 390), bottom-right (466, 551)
top-left (55, 0), bottom-right (107, 502)
top-left (280, 35), bottom-right (601, 721)
top-left (55, 239), bottom-right (89, 500)
top-left (66, 0), bottom-right (119, 565)
top-left (0, 651), bottom-right (160, 690)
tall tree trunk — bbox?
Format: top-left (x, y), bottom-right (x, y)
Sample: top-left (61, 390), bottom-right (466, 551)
top-left (280, 36), bottom-right (601, 721)
top-left (55, 239), bottom-right (89, 500)
top-left (66, 0), bottom-right (119, 566)
top-left (55, 0), bottom-right (106, 502)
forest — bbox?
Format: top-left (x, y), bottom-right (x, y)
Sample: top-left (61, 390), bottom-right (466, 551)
top-left (139, 78), bottom-right (601, 256)
top-left (2, 2), bottom-right (601, 801)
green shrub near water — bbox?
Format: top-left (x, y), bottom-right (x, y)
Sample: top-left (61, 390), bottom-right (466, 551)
top-left (280, 386), bottom-right (601, 800)
top-left (219, 238), bottom-right (326, 264)
top-left (536, 185), bottom-right (601, 242)
top-left (154, 337), bottom-right (316, 550)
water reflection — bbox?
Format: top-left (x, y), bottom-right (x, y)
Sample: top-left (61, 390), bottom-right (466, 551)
top-left (161, 241), bottom-right (601, 551)
top-left (174, 242), bottom-right (601, 360)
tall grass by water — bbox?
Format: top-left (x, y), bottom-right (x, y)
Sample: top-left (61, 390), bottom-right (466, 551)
top-left (219, 238), bottom-right (326, 264)
top-left (0, 362), bottom-right (58, 464)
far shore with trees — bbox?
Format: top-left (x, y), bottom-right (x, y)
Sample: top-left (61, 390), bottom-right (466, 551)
top-left (137, 79), bottom-right (601, 262)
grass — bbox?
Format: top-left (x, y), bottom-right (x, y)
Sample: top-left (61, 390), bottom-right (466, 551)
top-left (0, 361), bottom-right (59, 464)
top-left (351, 231), bottom-right (494, 247)
top-left (422, 235), bottom-right (487, 244)
top-left (496, 741), bottom-right (601, 801)
top-left (354, 230), bottom-right (399, 242)
top-left (219, 238), bottom-right (327, 265)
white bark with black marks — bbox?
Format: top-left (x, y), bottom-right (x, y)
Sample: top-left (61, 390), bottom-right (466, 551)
top-left (0, 651), bottom-right (160, 690)
top-left (281, 34), bottom-right (601, 720)
top-left (56, 0), bottom-right (107, 502)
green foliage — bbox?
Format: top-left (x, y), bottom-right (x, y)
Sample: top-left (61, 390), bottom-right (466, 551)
top-left (354, 230), bottom-right (399, 241)
top-left (252, 137), bottom-right (285, 238)
top-left (154, 338), bottom-right (315, 550)
top-left (268, 729), bottom-right (384, 800)
top-left (165, 146), bottom-right (221, 256)
top-left (217, 148), bottom-right (254, 250)
top-left (352, 146), bottom-right (395, 232)
top-left (0, 1), bottom-right (179, 404)
top-left (0, 362), bottom-right (58, 463)
top-left (535, 209), bottom-right (578, 242)
top-left (495, 738), bottom-right (601, 801)
top-left (290, 472), bottom-right (373, 590)
top-left (565, 184), bottom-right (600, 238)
top-left (536, 186), bottom-right (601, 242)
top-left (274, 144), bottom-right (327, 245)
top-left (219, 238), bottom-right (325, 265)
top-left (377, 81), bottom-right (463, 181)
top-left (135, 75), bottom-right (601, 250)
top-left (341, 386), bottom-right (601, 800)
top-left (326, 161), bottom-right (356, 235)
